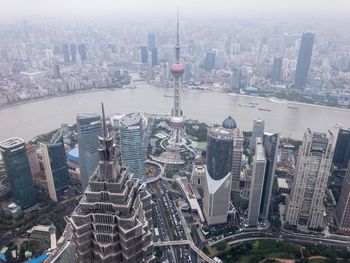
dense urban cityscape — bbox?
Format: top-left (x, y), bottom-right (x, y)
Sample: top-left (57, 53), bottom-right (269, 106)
top-left (0, 1), bottom-right (350, 262)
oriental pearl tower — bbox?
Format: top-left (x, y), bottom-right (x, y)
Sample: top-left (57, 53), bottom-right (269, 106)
top-left (167, 10), bottom-right (187, 149)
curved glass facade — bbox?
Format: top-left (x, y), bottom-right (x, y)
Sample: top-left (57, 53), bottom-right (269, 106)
top-left (206, 128), bottom-right (233, 180)
top-left (0, 138), bottom-right (37, 209)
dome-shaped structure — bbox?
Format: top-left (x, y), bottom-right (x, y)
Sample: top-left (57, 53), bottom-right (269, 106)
top-left (222, 116), bottom-right (237, 129)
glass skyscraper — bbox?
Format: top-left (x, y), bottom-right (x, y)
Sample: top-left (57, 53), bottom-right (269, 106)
top-left (206, 127), bottom-right (233, 180)
top-left (260, 133), bottom-right (280, 221)
top-left (0, 137), bottom-right (37, 209)
top-left (119, 113), bottom-right (146, 182)
top-left (294, 32), bottom-right (315, 89)
top-left (77, 114), bottom-right (101, 191)
top-left (272, 56), bottom-right (283, 83)
top-left (40, 131), bottom-right (69, 202)
top-left (333, 128), bottom-right (350, 169)
top-left (203, 125), bottom-right (234, 225)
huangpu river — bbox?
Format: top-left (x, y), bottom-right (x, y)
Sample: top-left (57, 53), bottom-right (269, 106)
top-left (0, 83), bottom-right (349, 141)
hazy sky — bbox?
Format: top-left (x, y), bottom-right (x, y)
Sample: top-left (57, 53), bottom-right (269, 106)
top-left (0, 0), bottom-right (349, 20)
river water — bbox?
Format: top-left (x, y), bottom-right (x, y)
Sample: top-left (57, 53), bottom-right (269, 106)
top-left (0, 83), bottom-right (349, 141)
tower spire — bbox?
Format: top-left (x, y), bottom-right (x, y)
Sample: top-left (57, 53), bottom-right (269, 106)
top-left (101, 102), bottom-right (107, 138)
top-left (176, 6), bottom-right (179, 46)
top-left (175, 6), bottom-right (180, 64)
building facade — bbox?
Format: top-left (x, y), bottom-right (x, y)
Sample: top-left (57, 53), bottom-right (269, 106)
top-left (250, 118), bottom-right (265, 153)
top-left (333, 128), bottom-right (350, 169)
top-left (0, 138), bottom-right (37, 209)
top-left (272, 56), bottom-right (283, 83)
top-left (151, 48), bottom-right (158, 67)
top-left (40, 131), bottom-right (69, 202)
top-left (231, 129), bottom-right (243, 192)
top-left (286, 129), bottom-right (334, 230)
top-left (231, 68), bottom-right (241, 93)
top-left (140, 46), bottom-right (148, 64)
top-left (203, 126), bottom-right (234, 225)
top-left (248, 138), bottom-right (267, 226)
top-left (335, 163), bottom-right (350, 234)
top-left (294, 32), bottom-right (315, 89)
top-left (77, 114), bottom-right (102, 191)
top-left (259, 133), bottom-right (280, 221)
top-left (71, 106), bottom-right (154, 263)
top-left (119, 113), bottom-right (146, 182)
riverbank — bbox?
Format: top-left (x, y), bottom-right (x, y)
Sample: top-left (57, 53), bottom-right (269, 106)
top-left (226, 93), bottom-right (350, 113)
top-left (0, 87), bottom-right (129, 111)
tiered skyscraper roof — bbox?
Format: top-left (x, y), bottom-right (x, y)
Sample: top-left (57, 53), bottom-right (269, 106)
top-left (71, 104), bottom-right (154, 263)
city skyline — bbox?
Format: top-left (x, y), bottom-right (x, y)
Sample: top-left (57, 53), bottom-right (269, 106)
top-left (0, 3), bottom-right (350, 263)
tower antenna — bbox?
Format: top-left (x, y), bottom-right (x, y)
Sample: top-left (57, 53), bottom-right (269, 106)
top-left (101, 102), bottom-right (107, 138)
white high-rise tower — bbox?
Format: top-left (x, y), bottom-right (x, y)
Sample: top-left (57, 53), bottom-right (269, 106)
top-left (286, 129), bottom-right (334, 230)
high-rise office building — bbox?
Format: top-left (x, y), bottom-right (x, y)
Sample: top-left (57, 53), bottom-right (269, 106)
top-left (78, 44), bottom-right (87, 61)
top-left (71, 105), bottom-right (154, 263)
top-left (250, 118), bottom-right (265, 153)
top-left (147, 32), bottom-right (156, 50)
top-left (231, 68), bottom-right (241, 93)
top-left (206, 127), bottom-right (233, 181)
top-left (40, 131), bottom-right (69, 202)
top-left (286, 129), bottom-right (334, 230)
top-left (294, 32), bottom-right (315, 89)
top-left (204, 50), bottom-right (215, 72)
top-left (62, 44), bottom-right (70, 63)
top-left (333, 128), bottom-right (350, 169)
top-left (260, 133), bottom-right (280, 221)
top-left (231, 128), bottom-right (243, 192)
top-left (119, 113), bottom-right (146, 182)
top-left (151, 47), bottom-right (158, 67)
top-left (77, 114), bottom-right (102, 191)
top-left (203, 126), bottom-right (233, 225)
top-left (53, 64), bottom-right (60, 79)
top-left (70, 44), bottom-right (77, 63)
top-left (221, 116), bottom-right (242, 193)
top-left (0, 138), bottom-right (37, 209)
top-left (272, 56), bottom-right (283, 83)
top-left (248, 138), bottom-right (267, 226)
top-left (25, 143), bottom-right (41, 176)
top-left (140, 46), bottom-right (148, 64)
top-left (335, 163), bottom-right (350, 234)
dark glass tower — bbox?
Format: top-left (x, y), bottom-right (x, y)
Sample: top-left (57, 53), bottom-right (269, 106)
top-left (333, 129), bottom-right (350, 169)
top-left (40, 131), bottom-right (69, 202)
top-left (151, 48), bottom-right (158, 67)
top-left (77, 114), bottom-right (102, 191)
top-left (147, 32), bottom-right (156, 50)
top-left (140, 46), bottom-right (148, 64)
top-left (294, 32), bottom-right (315, 89)
top-left (206, 127), bottom-right (234, 180)
top-left (260, 133), bottom-right (280, 221)
top-left (272, 56), bottom-right (283, 83)
top-left (0, 138), bottom-right (37, 209)
top-left (204, 51), bottom-right (215, 72)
